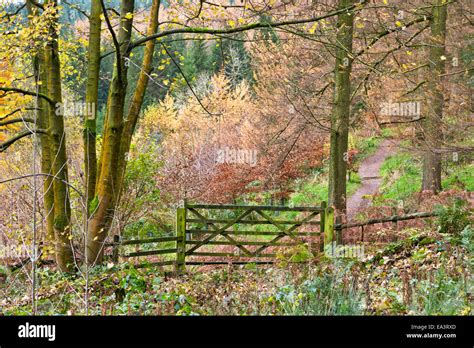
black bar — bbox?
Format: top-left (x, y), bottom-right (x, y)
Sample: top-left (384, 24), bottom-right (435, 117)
top-left (0, 316), bottom-right (471, 347)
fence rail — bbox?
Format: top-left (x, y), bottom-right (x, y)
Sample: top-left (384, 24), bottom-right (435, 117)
top-left (110, 202), bottom-right (331, 271)
top-left (334, 211), bottom-right (438, 242)
top-left (109, 203), bottom-right (437, 272)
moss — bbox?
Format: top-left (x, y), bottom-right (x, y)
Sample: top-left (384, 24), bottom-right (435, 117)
top-left (54, 215), bottom-right (68, 230)
top-left (88, 196), bottom-right (99, 214)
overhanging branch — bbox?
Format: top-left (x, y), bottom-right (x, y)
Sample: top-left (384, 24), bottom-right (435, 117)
top-left (129, 1), bottom-right (368, 50)
top-left (0, 87), bottom-right (55, 106)
top-left (0, 129), bottom-right (47, 152)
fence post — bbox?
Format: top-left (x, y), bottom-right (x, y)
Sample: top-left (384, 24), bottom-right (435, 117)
top-left (176, 207), bottom-right (186, 274)
top-left (319, 201), bottom-right (327, 252)
top-left (335, 216), bottom-right (342, 245)
top-left (391, 206), bottom-right (398, 230)
top-left (324, 207), bottom-right (334, 253)
top-left (112, 235), bottom-right (120, 264)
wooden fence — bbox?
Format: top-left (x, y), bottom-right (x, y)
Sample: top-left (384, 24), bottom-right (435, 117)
top-left (109, 203), bottom-right (437, 271)
top-left (334, 211), bottom-right (438, 243)
top-left (111, 202), bottom-right (333, 272)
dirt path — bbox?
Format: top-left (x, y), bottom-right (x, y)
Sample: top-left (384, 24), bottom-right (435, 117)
top-left (346, 139), bottom-right (399, 221)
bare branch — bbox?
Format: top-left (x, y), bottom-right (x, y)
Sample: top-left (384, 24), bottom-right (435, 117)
top-left (0, 117), bottom-right (34, 126)
top-left (130, 1), bottom-right (368, 50)
top-left (0, 129), bottom-right (47, 152)
top-left (0, 87), bottom-right (55, 106)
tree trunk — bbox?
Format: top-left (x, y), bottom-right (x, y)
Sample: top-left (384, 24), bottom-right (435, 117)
top-left (27, 1), bottom-right (55, 257)
top-left (328, 0), bottom-right (354, 217)
top-left (117, 0), bottom-right (161, 197)
top-left (37, 49), bottom-right (55, 254)
top-left (84, 0), bottom-right (102, 212)
top-left (421, 0), bottom-right (447, 193)
top-left (44, 0), bottom-right (74, 271)
top-left (86, 0), bottom-right (135, 266)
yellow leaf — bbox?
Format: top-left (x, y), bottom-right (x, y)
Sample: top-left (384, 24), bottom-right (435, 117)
top-left (228, 20), bottom-right (235, 27)
top-left (124, 12), bottom-right (133, 20)
top-left (395, 21), bottom-right (402, 27)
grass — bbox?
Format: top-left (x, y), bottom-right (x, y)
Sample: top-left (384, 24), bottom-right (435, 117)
top-left (410, 267), bottom-right (470, 315)
top-left (289, 172), bottom-right (361, 207)
top-left (377, 151), bottom-right (473, 204)
top-left (378, 152), bottom-right (421, 202)
top-left (351, 134), bottom-right (384, 161)
top-left (443, 163), bottom-right (474, 191)
top-left (272, 260), bottom-right (365, 315)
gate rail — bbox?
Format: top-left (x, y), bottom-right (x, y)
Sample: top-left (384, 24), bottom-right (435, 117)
top-left (109, 205), bottom-right (437, 272)
top-left (110, 201), bottom-right (334, 272)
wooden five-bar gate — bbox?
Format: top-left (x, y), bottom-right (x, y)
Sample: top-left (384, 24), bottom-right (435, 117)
top-left (111, 202), bottom-right (335, 272)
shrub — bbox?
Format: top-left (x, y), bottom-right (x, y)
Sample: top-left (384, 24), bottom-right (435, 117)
top-left (435, 198), bottom-right (471, 235)
top-left (410, 267), bottom-right (470, 315)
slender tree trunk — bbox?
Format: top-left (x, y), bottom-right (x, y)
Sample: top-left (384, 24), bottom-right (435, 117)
top-left (84, 0), bottom-right (102, 213)
top-left (328, 0), bottom-right (354, 217)
top-left (27, 1), bottom-right (55, 256)
top-left (117, 0), bottom-right (160, 196)
top-left (44, 0), bottom-right (74, 271)
top-left (422, 0), bottom-right (447, 193)
top-left (37, 49), bottom-right (55, 253)
top-left (86, 0), bottom-right (135, 266)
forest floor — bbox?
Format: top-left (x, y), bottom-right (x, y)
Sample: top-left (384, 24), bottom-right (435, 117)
top-left (347, 139), bottom-right (400, 221)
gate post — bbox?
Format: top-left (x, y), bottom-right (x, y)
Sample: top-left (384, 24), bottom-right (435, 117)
top-left (323, 207), bottom-right (334, 254)
top-left (335, 216), bottom-right (343, 245)
top-left (176, 207), bottom-right (186, 274)
top-left (319, 201), bottom-right (327, 252)
top-left (112, 235), bottom-right (120, 264)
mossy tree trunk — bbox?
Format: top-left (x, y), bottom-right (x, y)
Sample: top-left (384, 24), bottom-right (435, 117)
top-left (84, 0), bottom-right (102, 213)
top-left (328, 0), bottom-right (354, 217)
top-left (117, 0), bottom-right (161, 197)
top-left (44, 0), bottom-right (74, 271)
top-left (85, 0), bottom-right (135, 266)
top-left (27, 1), bottom-right (55, 257)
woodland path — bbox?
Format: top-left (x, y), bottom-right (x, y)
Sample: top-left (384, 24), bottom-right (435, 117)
top-left (346, 139), bottom-right (400, 221)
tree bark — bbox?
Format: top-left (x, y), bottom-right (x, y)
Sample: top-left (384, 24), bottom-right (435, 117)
top-left (328, 0), bottom-right (354, 217)
top-left (27, 1), bottom-right (55, 257)
top-left (421, 0), bottom-right (447, 193)
top-left (84, 0), bottom-right (102, 213)
top-left (86, 0), bottom-right (135, 266)
top-left (44, 0), bottom-right (74, 271)
top-left (117, 0), bottom-right (160, 198)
